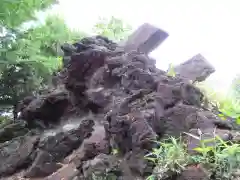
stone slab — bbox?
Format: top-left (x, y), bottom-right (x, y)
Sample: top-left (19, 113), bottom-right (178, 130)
top-left (120, 23), bottom-right (169, 54)
top-left (173, 54), bottom-right (215, 82)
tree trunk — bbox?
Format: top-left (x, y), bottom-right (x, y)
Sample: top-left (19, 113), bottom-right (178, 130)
top-left (13, 104), bottom-right (18, 121)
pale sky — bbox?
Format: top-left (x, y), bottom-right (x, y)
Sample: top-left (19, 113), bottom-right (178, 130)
top-left (49, 0), bottom-right (240, 93)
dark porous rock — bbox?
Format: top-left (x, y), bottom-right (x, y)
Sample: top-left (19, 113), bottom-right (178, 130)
top-left (175, 165), bottom-right (210, 180)
top-left (63, 36), bottom-right (117, 93)
top-left (2, 35), bottom-right (229, 179)
top-left (24, 150), bottom-right (63, 178)
top-left (105, 111), bottom-right (157, 155)
top-left (85, 87), bottom-right (112, 113)
top-left (157, 76), bottom-right (204, 109)
top-left (161, 104), bottom-right (201, 137)
top-left (17, 95), bottom-right (36, 113)
top-left (81, 154), bottom-right (121, 179)
top-left (69, 124), bottom-right (110, 168)
top-left (43, 163), bottom-right (79, 180)
top-left (124, 149), bottom-right (155, 177)
top-left (24, 118), bottom-right (94, 178)
top-left (19, 89), bottom-right (69, 128)
top-left (0, 132), bottom-right (40, 177)
top-left (0, 120), bottom-right (29, 143)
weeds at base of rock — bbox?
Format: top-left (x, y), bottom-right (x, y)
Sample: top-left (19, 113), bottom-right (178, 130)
top-left (145, 137), bottom-right (189, 180)
top-left (145, 131), bottom-right (240, 180)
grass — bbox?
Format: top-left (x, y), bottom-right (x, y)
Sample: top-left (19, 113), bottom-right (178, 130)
top-left (186, 129), bottom-right (240, 179)
top-left (145, 131), bottom-right (240, 180)
top-left (145, 137), bottom-right (189, 179)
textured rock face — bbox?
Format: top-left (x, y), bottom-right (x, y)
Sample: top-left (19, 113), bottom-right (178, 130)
top-left (120, 23), bottom-right (169, 54)
top-left (174, 54), bottom-right (215, 83)
top-left (18, 89), bottom-right (69, 128)
top-left (0, 131), bottom-right (40, 177)
top-left (175, 165), bottom-right (209, 180)
top-left (1, 35), bottom-right (237, 180)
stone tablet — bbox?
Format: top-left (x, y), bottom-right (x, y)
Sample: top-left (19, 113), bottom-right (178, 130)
top-left (174, 54), bottom-right (215, 82)
top-left (120, 23), bottom-right (169, 54)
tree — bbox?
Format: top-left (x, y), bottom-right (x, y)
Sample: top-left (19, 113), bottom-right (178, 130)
top-left (93, 16), bottom-right (132, 42)
top-left (0, 0), bottom-right (57, 28)
top-left (0, 0), bottom-right (58, 119)
top-left (11, 15), bottom-right (86, 73)
top-left (0, 15), bottom-right (86, 119)
top-left (0, 0), bottom-right (85, 119)
top-left (0, 62), bottom-right (44, 119)
top-left (0, 0), bottom-right (58, 68)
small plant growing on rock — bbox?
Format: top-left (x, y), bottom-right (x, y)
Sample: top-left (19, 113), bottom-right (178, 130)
top-left (145, 137), bottom-right (189, 179)
top-left (146, 130), bottom-right (240, 180)
top-left (187, 130), bottom-right (240, 179)
top-left (167, 63), bottom-right (176, 77)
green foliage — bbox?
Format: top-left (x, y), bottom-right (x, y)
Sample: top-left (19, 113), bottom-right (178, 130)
top-left (146, 132), bottom-right (240, 180)
top-left (186, 131), bottom-right (240, 179)
top-left (0, 0), bottom-right (58, 116)
top-left (145, 137), bottom-right (189, 179)
top-left (12, 15), bottom-right (86, 73)
top-left (167, 63), bottom-right (176, 77)
top-left (0, 115), bottom-right (11, 125)
top-left (0, 0), bottom-right (57, 28)
top-left (93, 16), bottom-right (132, 41)
top-left (0, 62), bottom-right (45, 105)
top-left (0, 12), bottom-right (85, 115)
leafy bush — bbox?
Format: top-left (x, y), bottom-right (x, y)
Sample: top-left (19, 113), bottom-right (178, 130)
top-left (0, 115), bottom-right (11, 126)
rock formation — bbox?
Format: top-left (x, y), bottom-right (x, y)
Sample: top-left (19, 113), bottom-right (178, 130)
top-left (0, 35), bottom-right (239, 180)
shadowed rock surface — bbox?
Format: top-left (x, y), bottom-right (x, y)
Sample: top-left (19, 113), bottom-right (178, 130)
top-left (1, 35), bottom-right (238, 180)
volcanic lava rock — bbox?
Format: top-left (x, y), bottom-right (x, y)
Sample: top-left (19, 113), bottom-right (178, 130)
top-left (19, 88), bottom-right (69, 128)
top-left (0, 120), bottom-right (29, 143)
top-left (24, 118), bottom-right (94, 178)
top-left (4, 35), bottom-right (236, 179)
top-left (174, 53), bottom-right (215, 83)
top-left (0, 131), bottom-right (40, 177)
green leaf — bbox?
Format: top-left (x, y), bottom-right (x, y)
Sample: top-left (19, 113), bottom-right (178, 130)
top-left (236, 117), bottom-right (240, 125)
top-left (193, 146), bottom-right (212, 153)
top-left (167, 63), bottom-right (176, 77)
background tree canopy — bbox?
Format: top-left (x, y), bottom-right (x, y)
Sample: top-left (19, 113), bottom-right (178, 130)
top-left (93, 16), bottom-right (132, 41)
top-left (0, 0), bottom-right (57, 28)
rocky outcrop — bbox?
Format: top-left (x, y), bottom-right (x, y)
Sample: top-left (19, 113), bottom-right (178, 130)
top-left (1, 35), bottom-right (238, 180)
top-left (173, 54), bottom-right (215, 83)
